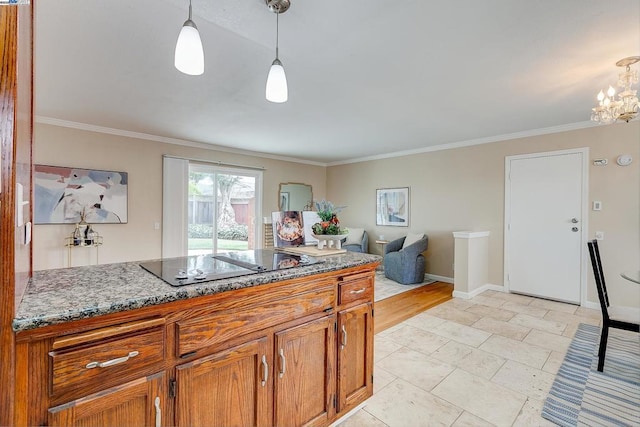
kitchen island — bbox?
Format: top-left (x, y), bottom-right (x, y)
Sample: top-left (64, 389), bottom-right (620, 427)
top-left (13, 251), bottom-right (380, 427)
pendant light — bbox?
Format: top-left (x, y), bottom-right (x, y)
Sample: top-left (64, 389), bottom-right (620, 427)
top-left (175, 0), bottom-right (204, 76)
top-left (265, 0), bottom-right (290, 103)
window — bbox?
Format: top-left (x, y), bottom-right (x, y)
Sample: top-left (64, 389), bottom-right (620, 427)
top-left (162, 157), bottom-right (263, 258)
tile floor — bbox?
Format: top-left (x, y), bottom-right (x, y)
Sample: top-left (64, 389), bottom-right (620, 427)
top-left (336, 289), bottom-right (602, 427)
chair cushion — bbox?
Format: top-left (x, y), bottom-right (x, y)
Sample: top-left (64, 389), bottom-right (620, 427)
top-left (344, 228), bottom-right (365, 246)
top-left (402, 233), bottom-right (424, 250)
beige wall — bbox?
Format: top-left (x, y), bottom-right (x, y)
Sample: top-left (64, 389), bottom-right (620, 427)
top-left (33, 123), bottom-right (326, 270)
top-left (327, 122), bottom-right (640, 308)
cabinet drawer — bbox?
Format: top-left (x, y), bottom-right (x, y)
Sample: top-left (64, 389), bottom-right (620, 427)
top-left (177, 286), bottom-right (335, 356)
top-left (49, 327), bottom-right (165, 399)
top-left (338, 274), bottom-right (373, 306)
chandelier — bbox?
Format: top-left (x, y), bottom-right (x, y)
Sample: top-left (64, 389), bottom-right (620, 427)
top-left (591, 56), bottom-right (639, 125)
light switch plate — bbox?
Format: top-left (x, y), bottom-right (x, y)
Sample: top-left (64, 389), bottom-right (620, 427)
top-left (593, 201), bottom-right (602, 211)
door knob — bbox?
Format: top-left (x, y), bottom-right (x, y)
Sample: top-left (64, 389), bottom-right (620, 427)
top-left (571, 218), bottom-right (579, 223)
top-left (572, 227), bottom-right (579, 232)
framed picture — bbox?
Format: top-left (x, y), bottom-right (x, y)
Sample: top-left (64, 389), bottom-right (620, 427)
top-left (376, 187), bottom-right (409, 227)
top-left (279, 192), bottom-right (290, 211)
top-left (34, 165), bottom-right (128, 224)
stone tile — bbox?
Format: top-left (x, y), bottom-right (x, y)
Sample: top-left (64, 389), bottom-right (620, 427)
top-left (529, 298), bottom-right (578, 314)
top-left (430, 340), bottom-right (506, 380)
top-left (508, 313), bottom-right (566, 335)
top-left (542, 351), bottom-right (566, 374)
top-left (336, 409), bottom-right (389, 427)
top-left (403, 312), bottom-right (447, 331)
top-left (512, 397), bottom-right (556, 427)
top-left (465, 304), bottom-right (516, 322)
top-left (544, 309), bottom-right (600, 327)
top-left (376, 347), bottom-right (455, 392)
top-left (482, 290), bottom-right (535, 305)
top-left (385, 325), bottom-right (449, 355)
top-left (430, 340), bottom-right (474, 365)
top-left (374, 336), bottom-right (404, 363)
top-left (457, 347), bottom-right (506, 380)
top-left (479, 335), bottom-right (551, 369)
top-left (500, 302), bottom-right (548, 318)
top-left (468, 294), bottom-right (505, 308)
top-left (472, 317), bottom-right (530, 341)
top-left (437, 298), bottom-right (476, 311)
top-left (364, 379), bottom-right (462, 427)
top-left (452, 411), bottom-right (496, 427)
top-left (426, 320), bottom-right (492, 348)
top-left (523, 329), bottom-right (572, 352)
top-left (575, 306), bottom-right (602, 320)
top-left (432, 369), bottom-right (527, 426)
top-left (491, 360), bottom-right (556, 400)
top-left (424, 305), bottom-right (482, 326)
top-left (562, 322), bottom-right (579, 339)
top-left (373, 366), bottom-right (397, 394)
top-left (376, 322), bottom-right (405, 337)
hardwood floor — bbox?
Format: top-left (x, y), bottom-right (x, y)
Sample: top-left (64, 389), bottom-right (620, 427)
top-left (374, 282), bottom-right (453, 334)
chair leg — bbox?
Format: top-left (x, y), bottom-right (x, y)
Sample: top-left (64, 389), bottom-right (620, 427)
top-left (597, 326), bottom-right (609, 372)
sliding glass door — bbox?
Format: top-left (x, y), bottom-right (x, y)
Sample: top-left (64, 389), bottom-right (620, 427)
top-left (188, 163), bottom-right (262, 256)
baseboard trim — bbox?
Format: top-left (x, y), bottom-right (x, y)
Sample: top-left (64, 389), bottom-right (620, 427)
top-left (582, 300), bottom-right (640, 319)
top-left (425, 274), bottom-right (453, 284)
top-left (452, 283), bottom-right (505, 300)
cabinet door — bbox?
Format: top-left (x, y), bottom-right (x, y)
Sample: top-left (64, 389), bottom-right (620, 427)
top-left (175, 336), bottom-right (271, 427)
top-left (274, 315), bottom-right (336, 427)
top-left (337, 302), bottom-right (373, 413)
top-left (48, 372), bottom-right (165, 427)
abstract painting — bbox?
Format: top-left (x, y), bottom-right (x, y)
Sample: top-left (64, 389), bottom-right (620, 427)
top-left (34, 165), bottom-right (128, 224)
top-left (376, 187), bottom-right (409, 226)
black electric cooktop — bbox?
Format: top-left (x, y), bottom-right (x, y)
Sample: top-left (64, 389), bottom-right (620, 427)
top-left (140, 249), bottom-right (322, 287)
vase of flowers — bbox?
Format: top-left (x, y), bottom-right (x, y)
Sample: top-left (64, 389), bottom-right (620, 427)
top-left (311, 200), bottom-right (349, 249)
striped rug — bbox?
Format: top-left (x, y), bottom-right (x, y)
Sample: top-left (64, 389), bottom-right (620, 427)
top-left (542, 323), bottom-right (640, 426)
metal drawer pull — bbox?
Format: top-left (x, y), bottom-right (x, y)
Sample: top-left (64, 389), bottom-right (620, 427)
top-left (279, 348), bottom-right (286, 378)
top-left (341, 325), bottom-right (347, 349)
top-left (261, 355), bottom-right (268, 386)
top-left (154, 396), bottom-right (161, 427)
top-left (85, 351), bottom-right (139, 369)
top-left (350, 288), bottom-right (366, 294)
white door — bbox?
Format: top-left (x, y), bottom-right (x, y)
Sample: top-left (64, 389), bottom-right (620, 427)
top-left (505, 149), bottom-right (587, 304)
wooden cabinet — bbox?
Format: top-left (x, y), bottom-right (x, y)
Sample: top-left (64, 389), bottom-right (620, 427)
top-left (274, 315), bottom-right (336, 427)
top-left (175, 336), bottom-right (272, 427)
top-left (337, 303), bottom-right (373, 413)
top-left (48, 372), bottom-right (166, 427)
top-left (15, 264), bottom-right (377, 427)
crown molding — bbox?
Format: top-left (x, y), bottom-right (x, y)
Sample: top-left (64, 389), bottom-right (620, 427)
top-left (327, 121), bottom-right (601, 166)
top-left (36, 116), bottom-right (607, 168)
top-left (34, 116), bottom-right (328, 167)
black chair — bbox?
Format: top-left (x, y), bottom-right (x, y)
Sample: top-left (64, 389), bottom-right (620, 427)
top-left (587, 240), bottom-right (640, 371)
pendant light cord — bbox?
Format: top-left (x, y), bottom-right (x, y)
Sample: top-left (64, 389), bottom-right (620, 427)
top-left (275, 7), bottom-right (280, 60)
top-left (188, 0), bottom-right (193, 20)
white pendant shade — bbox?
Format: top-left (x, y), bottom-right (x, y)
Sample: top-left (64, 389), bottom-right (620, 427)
top-left (175, 22), bottom-right (204, 76)
top-left (266, 60), bottom-right (288, 103)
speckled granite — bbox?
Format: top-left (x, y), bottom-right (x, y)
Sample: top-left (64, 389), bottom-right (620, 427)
top-left (13, 252), bottom-right (381, 332)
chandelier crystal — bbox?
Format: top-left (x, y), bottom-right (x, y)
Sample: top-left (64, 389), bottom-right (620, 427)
top-left (591, 56), bottom-right (639, 125)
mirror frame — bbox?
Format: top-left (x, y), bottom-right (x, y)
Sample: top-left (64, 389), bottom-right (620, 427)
top-left (278, 182), bottom-right (313, 211)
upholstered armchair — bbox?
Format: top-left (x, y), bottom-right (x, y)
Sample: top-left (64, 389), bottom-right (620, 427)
top-left (383, 234), bottom-right (428, 284)
top-left (342, 229), bottom-right (369, 253)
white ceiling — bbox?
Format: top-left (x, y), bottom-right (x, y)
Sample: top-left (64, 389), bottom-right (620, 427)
top-left (35, 0), bottom-right (640, 164)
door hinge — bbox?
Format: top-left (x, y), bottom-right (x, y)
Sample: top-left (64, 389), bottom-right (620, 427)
top-left (334, 321), bottom-right (337, 333)
top-left (333, 394), bottom-right (336, 409)
top-left (371, 374), bottom-right (374, 384)
top-left (371, 308), bottom-right (374, 317)
top-left (169, 379), bottom-right (176, 398)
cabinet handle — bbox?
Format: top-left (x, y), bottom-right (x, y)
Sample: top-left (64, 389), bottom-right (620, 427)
top-left (154, 396), bottom-right (161, 427)
top-left (86, 351), bottom-right (139, 369)
top-left (350, 288), bottom-right (366, 294)
top-left (341, 325), bottom-right (347, 349)
top-left (261, 354), bottom-right (268, 386)
top-left (279, 348), bottom-right (286, 378)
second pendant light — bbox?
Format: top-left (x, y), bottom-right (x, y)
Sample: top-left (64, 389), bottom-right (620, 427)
top-left (265, 0), bottom-right (290, 103)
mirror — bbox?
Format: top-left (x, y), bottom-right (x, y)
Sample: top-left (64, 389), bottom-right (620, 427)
top-left (278, 183), bottom-right (313, 211)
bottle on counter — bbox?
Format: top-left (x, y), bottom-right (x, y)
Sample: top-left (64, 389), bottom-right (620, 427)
top-left (85, 224), bottom-right (97, 246)
top-left (72, 224), bottom-right (82, 246)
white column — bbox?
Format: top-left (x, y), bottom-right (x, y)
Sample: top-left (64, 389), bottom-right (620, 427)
top-left (453, 231), bottom-right (490, 299)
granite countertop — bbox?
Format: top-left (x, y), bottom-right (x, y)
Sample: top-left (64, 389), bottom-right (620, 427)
top-left (13, 252), bottom-right (381, 332)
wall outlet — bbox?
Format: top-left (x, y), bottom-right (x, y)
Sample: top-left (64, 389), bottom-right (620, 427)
top-left (154, 222), bottom-right (161, 230)
top-left (593, 201), bottom-right (602, 211)
top-left (595, 231), bottom-right (604, 240)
